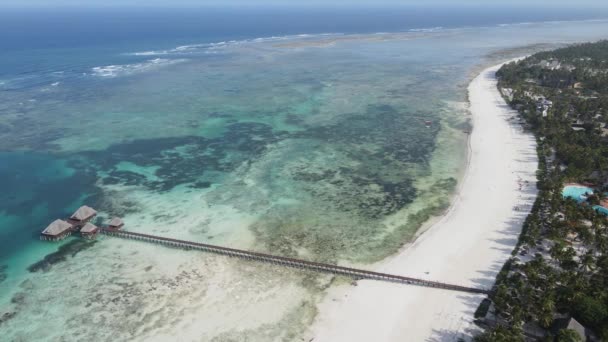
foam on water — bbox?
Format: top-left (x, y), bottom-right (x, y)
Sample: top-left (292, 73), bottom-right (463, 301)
top-left (91, 58), bottom-right (188, 78)
top-left (4, 18), bottom-right (608, 341)
top-left (409, 26), bottom-right (445, 32)
top-left (128, 33), bottom-right (343, 56)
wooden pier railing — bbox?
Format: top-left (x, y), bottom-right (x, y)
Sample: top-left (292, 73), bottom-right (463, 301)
top-left (100, 229), bottom-right (490, 295)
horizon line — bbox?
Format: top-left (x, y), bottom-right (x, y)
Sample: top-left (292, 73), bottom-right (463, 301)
top-left (3, 3), bottom-right (608, 9)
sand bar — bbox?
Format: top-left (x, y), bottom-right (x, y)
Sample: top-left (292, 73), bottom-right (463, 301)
top-left (307, 62), bottom-right (538, 341)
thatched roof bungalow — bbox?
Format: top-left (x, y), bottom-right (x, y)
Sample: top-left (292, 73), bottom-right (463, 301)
top-left (41, 219), bottom-right (74, 241)
top-left (107, 217), bottom-right (124, 230)
top-left (70, 206), bottom-right (97, 223)
top-left (80, 222), bottom-right (99, 239)
top-left (551, 317), bottom-right (587, 341)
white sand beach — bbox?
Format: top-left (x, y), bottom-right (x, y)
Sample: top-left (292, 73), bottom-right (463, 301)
top-left (307, 62), bottom-right (538, 341)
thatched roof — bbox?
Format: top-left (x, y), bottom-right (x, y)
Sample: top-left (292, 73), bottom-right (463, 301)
top-left (80, 222), bottom-right (98, 234)
top-left (552, 316), bottom-right (586, 340)
top-left (70, 206), bottom-right (97, 221)
top-left (108, 217), bottom-right (124, 227)
top-left (42, 220), bottom-right (73, 236)
top-left (566, 318), bottom-right (586, 340)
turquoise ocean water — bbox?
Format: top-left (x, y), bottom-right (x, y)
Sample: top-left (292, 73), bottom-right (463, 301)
top-left (2, 7), bottom-right (608, 340)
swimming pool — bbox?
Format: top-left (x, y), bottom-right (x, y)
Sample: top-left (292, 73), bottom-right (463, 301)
top-left (593, 205), bottom-right (608, 216)
top-left (562, 185), bottom-right (594, 203)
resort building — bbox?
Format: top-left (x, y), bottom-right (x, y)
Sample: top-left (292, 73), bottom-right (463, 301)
top-left (40, 219), bottom-right (74, 241)
top-left (536, 98), bottom-right (553, 117)
top-left (107, 217), bottom-right (124, 230)
top-left (70, 205), bottom-right (97, 224)
top-left (539, 59), bottom-right (562, 70)
top-left (80, 222), bottom-right (100, 239)
top-left (551, 316), bottom-right (588, 341)
top-left (40, 205), bottom-right (125, 243)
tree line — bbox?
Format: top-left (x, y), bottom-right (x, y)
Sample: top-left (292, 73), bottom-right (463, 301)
top-left (476, 40), bottom-right (608, 341)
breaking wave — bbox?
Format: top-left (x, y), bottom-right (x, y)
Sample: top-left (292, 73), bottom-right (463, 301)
top-left (409, 26), bottom-right (445, 32)
top-left (128, 33), bottom-right (342, 56)
top-left (91, 58), bottom-right (187, 78)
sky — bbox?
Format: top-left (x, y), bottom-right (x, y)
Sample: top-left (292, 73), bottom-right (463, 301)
top-left (3, 0), bottom-right (608, 7)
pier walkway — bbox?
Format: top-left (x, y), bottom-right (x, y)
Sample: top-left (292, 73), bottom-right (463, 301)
top-left (100, 228), bottom-right (490, 295)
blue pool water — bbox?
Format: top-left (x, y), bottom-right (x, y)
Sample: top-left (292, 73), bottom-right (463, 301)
top-left (593, 205), bottom-right (608, 216)
top-left (562, 186), bottom-right (608, 215)
top-left (562, 185), bottom-right (594, 203)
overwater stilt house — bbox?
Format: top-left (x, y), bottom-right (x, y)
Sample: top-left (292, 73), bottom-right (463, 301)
top-left (40, 219), bottom-right (74, 241)
top-left (107, 217), bottom-right (124, 230)
top-left (40, 206), bottom-right (125, 242)
top-left (80, 222), bottom-right (100, 239)
top-left (69, 205), bottom-right (97, 226)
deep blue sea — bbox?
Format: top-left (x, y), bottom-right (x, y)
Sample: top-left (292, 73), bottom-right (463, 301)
top-left (1, 6), bottom-right (608, 340)
top-left (2, 6), bottom-right (608, 77)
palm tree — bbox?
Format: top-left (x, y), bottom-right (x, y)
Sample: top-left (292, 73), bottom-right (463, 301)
top-left (580, 251), bottom-right (596, 272)
top-left (596, 234), bottom-right (608, 252)
top-left (556, 328), bottom-right (583, 342)
top-left (551, 241), bottom-right (567, 261)
top-left (538, 297), bottom-right (556, 328)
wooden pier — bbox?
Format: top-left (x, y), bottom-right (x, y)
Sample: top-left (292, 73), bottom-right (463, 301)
top-left (100, 228), bottom-right (490, 295)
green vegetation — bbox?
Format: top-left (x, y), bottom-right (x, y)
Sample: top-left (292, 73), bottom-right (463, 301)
top-left (475, 41), bottom-right (608, 341)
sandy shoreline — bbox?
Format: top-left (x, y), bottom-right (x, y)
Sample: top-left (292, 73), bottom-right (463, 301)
top-left (305, 62), bottom-right (538, 341)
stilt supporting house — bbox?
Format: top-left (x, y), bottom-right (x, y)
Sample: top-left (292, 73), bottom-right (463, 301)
top-left (107, 217), bottom-right (124, 230)
top-left (40, 219), bottom-right (74, 241)
top-left (68, 205), bottom-right (97, 227)
top-left (80, 222), bottom-right (100, 239)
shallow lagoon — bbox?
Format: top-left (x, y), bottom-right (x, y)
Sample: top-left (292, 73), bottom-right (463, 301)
top-left (3, 19), bottom-right (608, 340)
